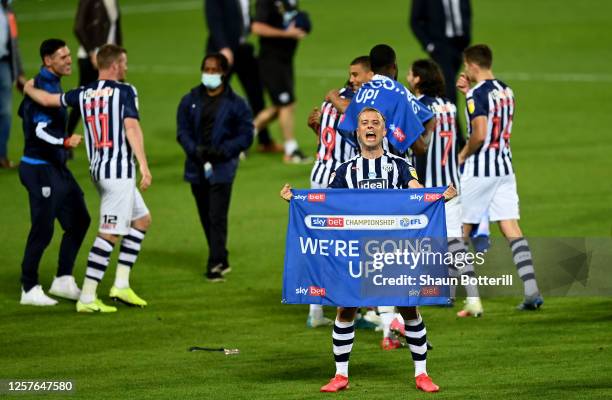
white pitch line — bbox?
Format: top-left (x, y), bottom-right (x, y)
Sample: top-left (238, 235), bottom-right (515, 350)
top-left (17, 1), bottom-right (202, 22)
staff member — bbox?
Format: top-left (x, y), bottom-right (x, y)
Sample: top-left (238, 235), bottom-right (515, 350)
top-left (18, 39), bottom-right (90, 306)
top-left (177, 53), bottom-right (254, 282)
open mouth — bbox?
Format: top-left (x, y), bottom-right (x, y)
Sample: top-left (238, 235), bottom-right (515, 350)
top-left (365, 131), bottom-right (377, 141)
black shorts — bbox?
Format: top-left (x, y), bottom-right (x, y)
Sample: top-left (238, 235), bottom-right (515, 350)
top-left (259, 57), bottom-right (295, 106)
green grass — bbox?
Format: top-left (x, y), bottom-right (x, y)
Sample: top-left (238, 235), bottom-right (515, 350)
top-left (0, 0), bottom-right (611, 398)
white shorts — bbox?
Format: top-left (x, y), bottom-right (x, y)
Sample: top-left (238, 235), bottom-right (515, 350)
top-left (95, 179), bottom-right (149, 235)
top-left (444, 196), bottom-right (463, 238)
top-left (460, 174), bottom-right (519, 223)
top-left (310, 181), bottom-right (327, 189)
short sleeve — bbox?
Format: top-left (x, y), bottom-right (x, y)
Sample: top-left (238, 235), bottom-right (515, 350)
top-left (123, 85), bottom-right (140, 120)
top-left (328, 164), bottom-right (348, 188)
top-left (254, 0), bottom-right (273, 23)
top-left (61, 88), bottom-right (82, 108)
top-left (399, 160), bottom-right (418, 188)
top-left (466, 89), bottom-right (487, 119)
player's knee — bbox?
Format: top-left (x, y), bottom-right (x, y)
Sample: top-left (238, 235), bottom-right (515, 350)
top-left (98, 232), bottom-right (119, 244)
top-left (133, 213), bottom-right (151, 231)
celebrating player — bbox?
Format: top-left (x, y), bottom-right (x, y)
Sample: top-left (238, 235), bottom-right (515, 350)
top-left (304, 56), bottom-right (372, 327)
top-left (24, 44), bottom-right (152, 313)
top-left (407, 58), bottom-right (483, 317)
top-left (281, 107), bottom-right (457, 393)
top-left (456, 44), bottom-right (543, 310)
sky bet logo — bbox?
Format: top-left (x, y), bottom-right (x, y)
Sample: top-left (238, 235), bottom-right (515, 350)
top-left (295, 286), bottom-right (327, 296)
top-left (308, 193), bottom-right (326, 202)
top-left (293, 193), bottom-right (326, 202)
top-left (410, 193), bottom-right (444, 202)
top-left (310, 216), bottom-right (344, 228)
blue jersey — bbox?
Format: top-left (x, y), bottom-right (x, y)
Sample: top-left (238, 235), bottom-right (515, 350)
top-left (19, 68), bottom-right (69, 166)
top-left (329, 151), bottom-right (418, 189)
top-left (412, 94), bottom-right (460, 188)
top-left (464, 79), bottom-right (515, 177)
top-left (338, 74), bottom-right (433, 155)
top-left (61, 80), bottom-right (140, 181)
top-left (310, 87), bottom-right (356, 186)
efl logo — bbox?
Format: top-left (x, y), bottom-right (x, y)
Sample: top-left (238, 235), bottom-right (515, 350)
top-left (424, 193), bottom-right (443, 202)
top-left (308, 193), bottom-right (326, 202)
top-left (393, 127), bottom-right (406, 142)
top-left (309, 286), bottom-right (326, 297)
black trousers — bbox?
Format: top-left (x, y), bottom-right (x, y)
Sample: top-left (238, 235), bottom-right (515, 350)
top-left (19, 163), bottom-right (91, 291)
top-left (67, 57), bottom-right (98, 135)
top-left (430, 39), bottom-right (467, 147)
top-left (190, 181), bottom-right (232, 271)
top-left (225, 43), bottom-right (272, 145)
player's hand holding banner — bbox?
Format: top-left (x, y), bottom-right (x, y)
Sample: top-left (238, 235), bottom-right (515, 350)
top-left (283, 188), bottom-right (451, 307)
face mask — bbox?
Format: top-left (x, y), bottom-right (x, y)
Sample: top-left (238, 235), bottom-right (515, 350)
top-left (201, 73), bottom-right (223, 90)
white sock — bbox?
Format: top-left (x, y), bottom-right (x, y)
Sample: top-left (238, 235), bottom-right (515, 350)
top-left (284, 139), bottom-right (298, 156)
top-left (114, 264), bottom-right (131, 289)
top-left (309, 304), bottom-right (323, 319)
top-left (380, 312), bottom-right (395, 338)
top-left (414, 360), bottom-right (427, 377)
top-left (80, 278), bottom-right (98, 303)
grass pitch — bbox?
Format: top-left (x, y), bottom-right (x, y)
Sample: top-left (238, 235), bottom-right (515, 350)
top-left (1, 1), bottom-right (611, 399)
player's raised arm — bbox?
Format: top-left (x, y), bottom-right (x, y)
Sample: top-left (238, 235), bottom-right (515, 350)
top-left (124, 117), bottom-right (152, 191)
top-left (23, 79), bottom-right (62, 107)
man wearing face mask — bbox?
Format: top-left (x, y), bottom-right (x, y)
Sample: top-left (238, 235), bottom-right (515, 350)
top-left (177, 53), bottom-right (254, 282)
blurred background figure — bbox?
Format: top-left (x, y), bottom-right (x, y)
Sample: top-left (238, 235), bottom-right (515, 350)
top-left (67, 0), bottom-right (122, 139)
top-left (0, 0), bottom-right (25, 168)
top-left (252, 0), bottom-right (311, 164)
top-left (410, 0), bottom-right (471, 105)
top-left (205, 0), bottom-right (281, 153)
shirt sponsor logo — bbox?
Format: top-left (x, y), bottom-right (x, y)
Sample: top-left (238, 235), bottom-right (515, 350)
top-left (358, 178), bottom-right (388, 189)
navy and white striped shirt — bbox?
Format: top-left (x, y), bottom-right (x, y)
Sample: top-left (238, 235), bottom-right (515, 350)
top-left (62, 80), bottom-right (139, 181)
top-left (329, 151), bottom-right (418, 189)
top-left (464, 79), bottom-right (514, 177)
top-left (412, 94), bottom-right (460, 187)
top-left (310, 87), bottom-right (356, 186)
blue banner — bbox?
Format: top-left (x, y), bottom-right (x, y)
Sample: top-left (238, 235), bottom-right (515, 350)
top-left (283, 188), bottom-right (451, 307)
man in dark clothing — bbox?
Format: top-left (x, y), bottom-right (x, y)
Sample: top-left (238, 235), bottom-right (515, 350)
top-left (410, 0), bottom-right (471, 105)
top-left (204, 0), bottom-right (279, 152)
top-left (176, 53), bottom-right (254, 282)
top-left (67, 0), bottom-right (122, 137)
top-left (18, 39), bottom-right (90, 306)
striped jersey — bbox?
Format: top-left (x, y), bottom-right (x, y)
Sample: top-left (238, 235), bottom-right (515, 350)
top-left (412, 94), bottom-right (460, 188)
top-left (329, 151), bottom-right (419, 189)
top-left (464, 79), bottom-right (515, 177)
top-left (61, 80), bottom-right (139, 181)
top-left (310, 87), bottom-right (356, 186)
